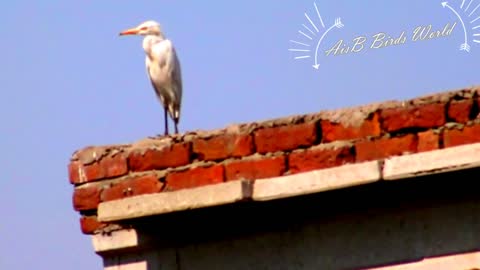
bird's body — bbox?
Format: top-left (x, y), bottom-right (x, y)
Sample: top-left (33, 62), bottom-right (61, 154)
top-left (120, 20), bottom-right (182, 135)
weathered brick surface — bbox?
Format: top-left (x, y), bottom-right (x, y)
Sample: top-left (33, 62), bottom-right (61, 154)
top-left (381, 103), bottom-right (446, 133)
top-left (192, 134), bottom-right (253, 161)
top-left (417, 130), bottom-right (440, 152)
top-left (101, 174), bottom-right (163, 202)
top-left (448, 99), bottom-right (473, 123)
top-left (288, 145), bottom-right (355, 174)
top-left (444, 124), bottom-right (480, 147)
top-left (69, 154), bottom-right (128, 184)
top-left (321, 113), bottom-right (381, 142)
top-left (166, 165), bottom-right (224, 191)
top-left (68, 87), bottom-right (480, 235)
top-left (80, 216), bottom-right (106, 235)
top-left (355, 134), bottom-right (418, 162)
top-left (225, 155), bottom-right (286, 181)
top-left (73, 185), bottom-right (101, 211)
top-left (128, 143), bottom-right (190, 172)
top-left (254, 122), bottom-right (318, 154)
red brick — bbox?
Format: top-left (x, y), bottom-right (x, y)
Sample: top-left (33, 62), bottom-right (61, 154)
top-left (166, 165), bottom-right (224, 191)
top-left (73, 185), bottom-right (101, 211)
top-left (101, 174), bottom-right (163, 202)
top-left (321, 113), bottom-right (381, 143)
top-left (448, 99), bottom-right (473, 123)
top-left (355, 134), bottom-right (418, 162)
top-left (444, 124), bottom-right (480, 147)
top-left (254, 122), bottom-right (318, 154)
top-left (193, 134), bottom-right (253, 161)
top-left (128, 143), bottom-right (190, 172)
top-left (380, 103), bottom-right (446, 133)
top-left (225, 156), bottom-right (286, 181)
top-left (68, 161), bottom-right (81, 184)
top-left (80, 216), bottom-right (106, 235)
top-left (288, 145), bottom-right (355, 174)
top-left (417, 130), bottom-right (440, 152)
top-left (69, 154), bottom-right (128, 184)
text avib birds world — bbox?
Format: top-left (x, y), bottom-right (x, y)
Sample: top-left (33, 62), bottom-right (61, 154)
top-left (119, 20), bottom-right (183, 136)
top-left (325, 22), bottom-right (457, 56)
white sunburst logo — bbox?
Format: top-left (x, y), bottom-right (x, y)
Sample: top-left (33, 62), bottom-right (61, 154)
top-left (288, 2), bottom-right (344, 70)
top-left (289, 2), bottom-right (477, 71)
top-left (441, 1), bottom-right (480, 52)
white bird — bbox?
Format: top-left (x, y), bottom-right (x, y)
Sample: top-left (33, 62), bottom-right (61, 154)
top-left (119, 20), bottom-right (182, 135)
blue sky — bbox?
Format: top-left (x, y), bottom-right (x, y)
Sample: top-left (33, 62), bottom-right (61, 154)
top-left (1, 1), bottom-right (479, 269)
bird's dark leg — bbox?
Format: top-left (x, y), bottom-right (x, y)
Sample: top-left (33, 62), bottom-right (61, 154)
top-left (164, 108), bottom-right (169, 136)
top-left (174, 120), bottom-right (179, 134)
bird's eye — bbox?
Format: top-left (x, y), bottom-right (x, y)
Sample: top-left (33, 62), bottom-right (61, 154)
top-left (140, 27), bottom-right (148, 31)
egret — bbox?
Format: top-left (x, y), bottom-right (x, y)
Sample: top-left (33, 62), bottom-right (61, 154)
top-left (119, 20), bottom-right (183, 135)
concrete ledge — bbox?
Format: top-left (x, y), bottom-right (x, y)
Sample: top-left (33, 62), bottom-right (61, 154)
top-left (97, 144), bottom-right (480, 223)
top-left (383, 142), bottom-right (480, 180)
top-left (253, 161), bottom-right (381, 201)
top-left (92, 229), bottom-right (139, 253)
top-left (98, 180), bottom-right (253, 222)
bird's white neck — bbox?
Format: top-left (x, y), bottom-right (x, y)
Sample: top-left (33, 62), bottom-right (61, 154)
top-left (142, 34), bottom-right (166, 56)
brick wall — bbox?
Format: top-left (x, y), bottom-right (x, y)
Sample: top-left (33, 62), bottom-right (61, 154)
top-left (68, 87), bottom-right (480, 234)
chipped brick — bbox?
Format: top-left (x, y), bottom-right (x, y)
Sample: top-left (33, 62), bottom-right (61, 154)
top-left (417, 130), bottom-right (440, 152)
top-left (225, 156), bottom-right (286, 181)
top-left (80, 216), bottom-right (106, 235)
top-left (381, 103), bottom-right (446, 133)
top-left (128, 143), bottom-right (190, 172)
top-left (192, 134), bottom-right (253, 161)
top-left (166, 165), bottom-right (224, 191)
top-left (101, 174), bottom-right (163, 202)
top-left (356, 134), bottom-right (418, 162)
top-left (73, 185), bottom-right (101, 211)
top-left (444, 124), bottom-right (480, 147)
top-left (254, 122), bottom-right (318, 154)
top-left (289, 145), bottom-right (355, 174)
top-left (321, 112), bottom-right (381, 142)
top-left (69, 154), bottom-right (128, 184)
top-left (448, 99), bottom-right (473, 123)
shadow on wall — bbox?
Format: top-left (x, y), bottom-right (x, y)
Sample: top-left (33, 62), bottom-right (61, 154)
top-left (105, 167), bottom-right (480, 270)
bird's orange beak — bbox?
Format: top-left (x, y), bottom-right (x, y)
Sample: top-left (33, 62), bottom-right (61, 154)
top-left (119, 28), bottom-right (139, 36)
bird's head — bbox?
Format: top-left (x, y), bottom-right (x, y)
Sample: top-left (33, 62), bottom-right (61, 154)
top-left (119, 20), bottom-right (162, 36)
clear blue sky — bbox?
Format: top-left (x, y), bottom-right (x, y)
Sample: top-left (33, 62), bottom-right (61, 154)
top-left (1, 1), bottom-right (479, 269)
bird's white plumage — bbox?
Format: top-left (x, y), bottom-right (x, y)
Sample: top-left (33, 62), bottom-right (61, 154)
top-left (144, 38), bottom-right (182, 121)
top-left (120, 20), bottom-right (182, 135)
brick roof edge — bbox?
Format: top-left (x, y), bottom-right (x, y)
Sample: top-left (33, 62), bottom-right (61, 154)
top-left (68, 85), bottom-right (480, 234)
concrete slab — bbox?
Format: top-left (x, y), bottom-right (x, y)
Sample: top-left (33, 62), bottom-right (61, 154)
top-left (252, 161), bottom-right (381, 201)
top-left (383, 143), bottom-right (480, 180)
top-left (92, 229), bottom-right (139, 253)
top-left (98, 180), bottom-right (253, 222)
